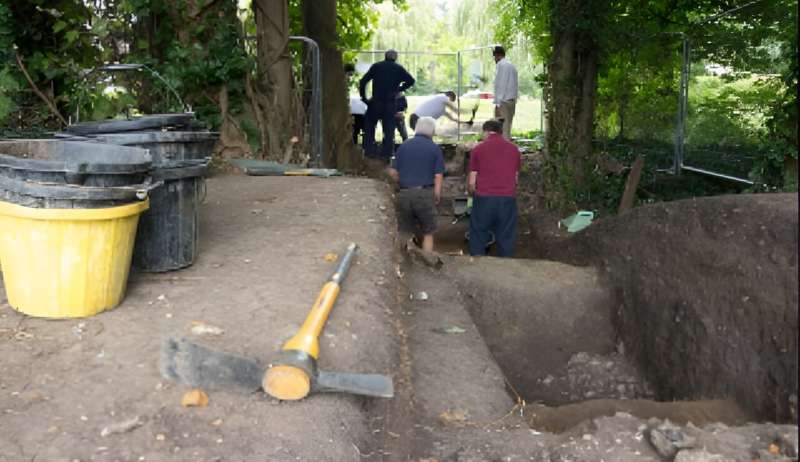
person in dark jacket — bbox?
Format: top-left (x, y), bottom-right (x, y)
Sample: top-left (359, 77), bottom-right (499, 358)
top-left (359, 50), bottom-right (415, 160)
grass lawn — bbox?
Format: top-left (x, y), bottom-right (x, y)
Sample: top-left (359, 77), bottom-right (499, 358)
top-left (359, 94), bottom-right (544, 144)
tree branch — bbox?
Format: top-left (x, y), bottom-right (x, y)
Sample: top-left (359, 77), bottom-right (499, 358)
top-left (15, 51), bottom-right (68, 127)
top-left (190, 0), bottom-right (225, 20)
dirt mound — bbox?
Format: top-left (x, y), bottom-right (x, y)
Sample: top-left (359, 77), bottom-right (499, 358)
top-left (554, 193), bottom-right (798, 422)
top-left (526, 398), bottom-right (751, 433)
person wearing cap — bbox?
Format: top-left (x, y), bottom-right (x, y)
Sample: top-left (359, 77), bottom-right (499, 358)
top-left (359, 50), bottom-right (416, 160)
top-left (409, 91), bottom-right (459, 130)
top-left (467, 119), bottom-right (521, 257)
top-left (492, 46), bottom-right (518, 139)
top-left (387, 116), bottom-right (444, 256)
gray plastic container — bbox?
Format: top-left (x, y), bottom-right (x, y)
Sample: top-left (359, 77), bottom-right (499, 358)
top-left (0, 139), bottom-right (151, 187)
top-left (63, 113), bottom-right (201, 135)
top-left (90, 131), bottom-right (218, 164)
top-left (0, 175), bottom-right (156, 209)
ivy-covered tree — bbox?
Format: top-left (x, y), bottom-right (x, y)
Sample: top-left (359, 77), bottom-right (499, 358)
top-left (1, 0), bottom-right (403, 165)
top-left (496, 0), bottom-right (797, 207)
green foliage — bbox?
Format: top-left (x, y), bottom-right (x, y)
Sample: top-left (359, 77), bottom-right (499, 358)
top-left (747, 143), bottom-right (797, 192)
top-left (0, 68), bottom-right (19, 123)
top-left (595, 50), bottom-right (680, 142)
top-left (67, 0), bottom-right (253, 127)
top-left (568, 140), bottom-right (747, 215)
top-left (365, 0), bottom-right (543, 98)
top-left (2, 0), bottom-right (392, 132)
top-left (1, 0), bottom-right (794, 205)
top-left (494, 0), bottom-right (550, 61)
top-left (285, 0), bottom-right (401, 59)
top-left (0, 4), bottom-right (17, 122)
top-left (77, 84), bottom-right (139, 121)
top-left (497, 0), bottom-right (796, 209)
top-left (686, 74), bottom-right (783, 146)
top-left (2, 1), bottom-right (101, 128)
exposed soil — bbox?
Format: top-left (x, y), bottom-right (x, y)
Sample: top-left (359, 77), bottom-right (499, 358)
top-left (525, 398), bottom-right (751, 433)
top-left (382, 252), bottom-right (795, 461)
top-left (0, 175), bottom-right (400, 461)
top-left (1, 170), bottom-right (797, 462)
top-left (545, 194), bottom-right (799, 423)
top-left (446, 258), bottom-right (618, 406)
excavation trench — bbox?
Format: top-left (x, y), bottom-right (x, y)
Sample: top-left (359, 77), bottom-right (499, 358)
top-left (444, 258), bottom-right (754, 433)
top-left (432, 194), bottom-right (797, 434)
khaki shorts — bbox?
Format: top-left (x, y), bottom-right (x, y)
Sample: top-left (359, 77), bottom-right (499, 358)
top-left (396, 188), bottom-right (437, 234)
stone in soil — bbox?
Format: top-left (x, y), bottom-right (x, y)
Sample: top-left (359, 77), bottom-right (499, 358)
top-left (565, 351), bottom-right (654, 401)
top-left (648, 419), bottom-right (697, 458)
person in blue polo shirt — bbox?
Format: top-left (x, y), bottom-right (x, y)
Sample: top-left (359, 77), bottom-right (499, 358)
top-left (388, 116), bottom-right (444, 256)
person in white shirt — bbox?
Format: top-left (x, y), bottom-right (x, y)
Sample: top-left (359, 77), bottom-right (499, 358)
top-left (493, 46), bottom-right (518, 139)
top-left (350, 97), bottom-right (368, 145)
top-left (409, 91), bottom-right (458, 130)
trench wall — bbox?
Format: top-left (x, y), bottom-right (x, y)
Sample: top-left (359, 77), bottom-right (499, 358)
top-left (564, 194), bottom-right (798, 422)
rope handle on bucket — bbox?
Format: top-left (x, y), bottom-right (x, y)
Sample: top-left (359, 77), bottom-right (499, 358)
top-left (136, 181), bottom-right (164, 200)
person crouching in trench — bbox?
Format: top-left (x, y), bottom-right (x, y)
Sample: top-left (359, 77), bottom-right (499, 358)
top-left (387, 116), bottom-right (444, 265)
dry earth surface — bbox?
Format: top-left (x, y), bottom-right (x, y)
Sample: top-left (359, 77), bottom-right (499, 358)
top-left (1, 173), bottom-right (797, 462)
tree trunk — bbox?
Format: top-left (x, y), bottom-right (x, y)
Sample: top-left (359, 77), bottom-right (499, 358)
top-left (214, 85), bottom-right (254, 159)
top-left (133, 10), bottom-right (163, 114)
top-left (253, 0), bottom-right (302, 160)
top-left (301, 0), bottom-right (360, 170)
top-left (544, 0), bottom-right (603, 204)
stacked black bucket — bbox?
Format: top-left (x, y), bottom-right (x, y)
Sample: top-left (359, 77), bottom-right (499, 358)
top-left (59, 114), bottom-right (218, 272)
top-left (0, 139), bottom-right (153, 208)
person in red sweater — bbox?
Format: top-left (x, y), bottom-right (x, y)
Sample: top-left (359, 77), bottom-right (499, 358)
top-left (467, 119), bottom-right (522, 257)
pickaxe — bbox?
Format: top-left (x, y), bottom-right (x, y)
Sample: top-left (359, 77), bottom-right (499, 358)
top-left (160, 243), bottom-right (393, 400)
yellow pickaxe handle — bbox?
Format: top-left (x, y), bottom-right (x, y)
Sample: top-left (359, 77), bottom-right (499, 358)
top-left (263, 243), bottom-right (358, 400)
top-left (280, 281), bottom-right (339, 359)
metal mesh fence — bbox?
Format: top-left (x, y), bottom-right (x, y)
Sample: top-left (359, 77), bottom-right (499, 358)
top-left (349, 50), bottom-right (457, 142)
top-left (595, 28), bottom-right (789, 188)
top-left (456, 45), bottom-right (545, 139)
top-left (681, 38), bottom-right (783, 183)
top-left (349, 47), bottom-right (545, 142)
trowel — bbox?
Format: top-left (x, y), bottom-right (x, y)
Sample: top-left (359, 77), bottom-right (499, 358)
top-left (160, 243), bottom-right (394, 400)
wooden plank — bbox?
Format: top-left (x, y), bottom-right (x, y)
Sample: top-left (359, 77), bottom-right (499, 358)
top-left (618, 155), bottom-right (645, 214)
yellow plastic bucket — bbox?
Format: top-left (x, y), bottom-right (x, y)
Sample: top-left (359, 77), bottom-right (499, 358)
top-left (0, 200), bottom-right (149, 318)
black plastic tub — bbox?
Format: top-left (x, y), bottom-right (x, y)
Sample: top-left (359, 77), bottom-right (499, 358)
top-left (132, 159), bottom-right (208, 272)
top-left (0, 175), bottom-right (156, 209)
top-left (0, 139), bottom-right (151, 186)
top-left (63, 113), bottom-right (201, 136)
top-left (88, 131), bottom-right (218, 164)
